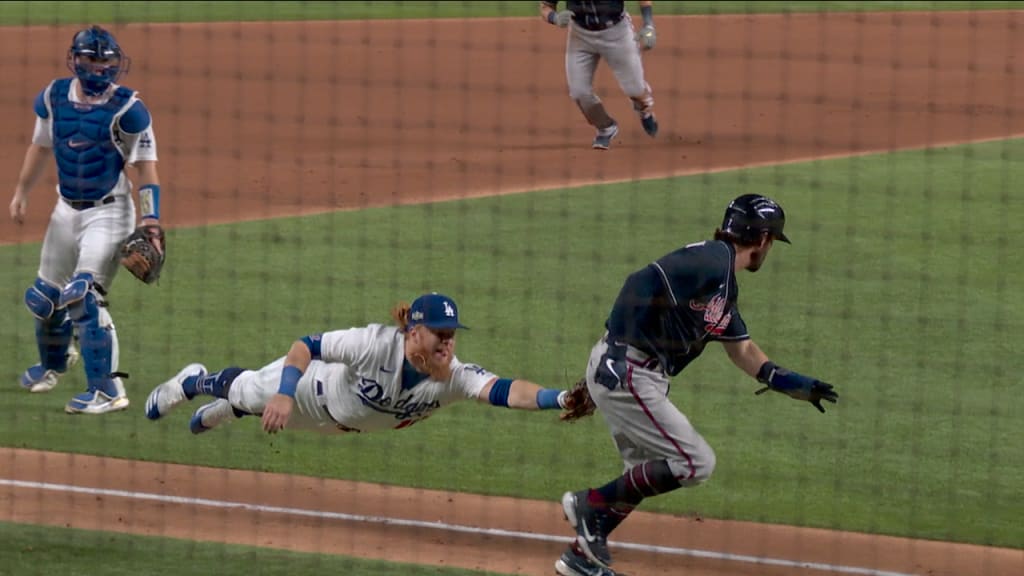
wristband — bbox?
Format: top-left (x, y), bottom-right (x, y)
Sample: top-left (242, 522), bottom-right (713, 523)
top-left (536, 388), bottom-right (563, 410)
top-left (300, 334), bottom-right (323, 360)
top-left (547, 11), bottom-right (557, 25)
top-left (278, 365), bottom-right (303, 398)
top-left (139, 184), bottom-right (160, 220)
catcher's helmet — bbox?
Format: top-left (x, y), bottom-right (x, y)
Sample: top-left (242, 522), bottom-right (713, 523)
top-left (720, 194), bottom-right (791, 244)
top-left (66, 25), bottom-right (129, 96)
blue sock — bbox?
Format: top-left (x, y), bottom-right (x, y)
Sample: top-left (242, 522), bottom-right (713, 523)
top-left (184, 367), bottom-right (244, 400)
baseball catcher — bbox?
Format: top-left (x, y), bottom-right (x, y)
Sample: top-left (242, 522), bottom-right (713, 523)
top-left (120, 223), bottom-right (165, 284)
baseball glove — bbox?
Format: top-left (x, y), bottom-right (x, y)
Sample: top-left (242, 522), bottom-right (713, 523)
top-left (559, 375), bottom-right (597, 422)
top-left (120, 224), bottom-right (166, 284)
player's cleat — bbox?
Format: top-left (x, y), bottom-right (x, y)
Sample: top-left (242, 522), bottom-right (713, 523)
top-left (562, 490), bottom-right (613, 568)
top-left (20, 365), bottom-right (65, 393)
top-left (592, 123), bottom-right (619, 150)
top-left (189, 399), bottom-right (240, 434)
top-left (19, 340), bottom-right (81, 393)
top-left (145, 363), bottom-right (207, 420)
top-left (555, 545), bottom-right (624, 576)
top-left (64, 386), bottom-right (130, 415)
top-left (640, 113), bottom-right (658, 137)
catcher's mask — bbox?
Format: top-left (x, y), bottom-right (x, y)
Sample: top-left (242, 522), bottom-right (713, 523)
top-left (720, 194), bottom-right (791, 245)
top-left (66, 25), bottom-right (130, 96)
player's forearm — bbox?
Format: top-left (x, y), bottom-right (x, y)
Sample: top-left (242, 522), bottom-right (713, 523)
top-left (14, 144), bottom-right (50, 195)
top-left (277, 340), bottom-right (314, 398)
top-left (723, 339), bottom-right (770, 378)
top-left (134, 161), bottom-right (161, 221)
top-left (482, 378), bottom-right (567, 411)
top-left (638, 1), bottom-right (654, 27)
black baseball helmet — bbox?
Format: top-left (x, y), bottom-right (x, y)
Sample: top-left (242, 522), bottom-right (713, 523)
top-left (721, 194), bottom-right (791, 244)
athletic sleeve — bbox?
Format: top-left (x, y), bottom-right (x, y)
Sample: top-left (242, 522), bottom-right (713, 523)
top-left (31, 116), bottom-right (52, 148)
top-left (448, 359), bottom-right (498, 399)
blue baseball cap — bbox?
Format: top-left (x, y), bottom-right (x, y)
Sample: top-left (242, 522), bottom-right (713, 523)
top-left (408, 293), bottom-right (468, 330)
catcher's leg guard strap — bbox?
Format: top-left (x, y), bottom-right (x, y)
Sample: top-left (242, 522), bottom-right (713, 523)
top-left (26, 278), bottom-right (73, 371)
top-left (576, 99), bottom-right (616, 130)
top-left (61, 273), bottom-right (120, 395)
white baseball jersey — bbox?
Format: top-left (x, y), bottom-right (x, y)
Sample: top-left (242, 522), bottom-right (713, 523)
top-left (228, 323), bottom-right (498, 433)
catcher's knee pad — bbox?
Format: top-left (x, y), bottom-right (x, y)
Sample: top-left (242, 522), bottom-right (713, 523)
top-left (61, 272), bottom-right (118, 387)
top-left (27, 277), bottom-right (74, 370)
top-left (25, 277), bottom-right (64, 320)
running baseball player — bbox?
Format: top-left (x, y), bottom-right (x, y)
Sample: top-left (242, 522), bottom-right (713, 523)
top-left (553, 195), bottom-right (839, 576)
top-left (144, 293), bottom-right (582, 435)
top-left (9, 25), bottom-right (164, 414)
top-left (540, 1), bottom-right (659, 150)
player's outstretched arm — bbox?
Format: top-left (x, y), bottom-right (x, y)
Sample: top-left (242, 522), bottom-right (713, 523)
top-left (477, 378), bottom-right (569, 411)
top-left (721, 339), bottom-right (839, 414)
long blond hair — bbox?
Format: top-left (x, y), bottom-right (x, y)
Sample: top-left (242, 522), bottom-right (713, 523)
top-left (390, 301), bottom-right (412, 331)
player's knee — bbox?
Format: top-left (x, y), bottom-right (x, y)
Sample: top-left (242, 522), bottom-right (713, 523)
top-left (673, 443), bottom-right (716, 487)
top-left (25, 278), bottom-right (64, 320)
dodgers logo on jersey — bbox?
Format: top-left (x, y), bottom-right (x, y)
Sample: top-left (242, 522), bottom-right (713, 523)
top-left (689, 295), bottom-right (732, 336)
top-left (357, 378), bottom-right (441, 420)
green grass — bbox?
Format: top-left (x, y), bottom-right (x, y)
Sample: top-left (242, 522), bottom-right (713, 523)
top-left (1, 139), bottom-right (1022, 549)
top-left (0, 1), bottom-right (1021, 25)
top-left (0, 521), bottom-right (509, 576)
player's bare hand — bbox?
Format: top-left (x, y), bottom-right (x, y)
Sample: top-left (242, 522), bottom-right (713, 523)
top-left (9, 191), bottom-right (28, 224)
top-left (261, 394), bottom-right (294, 434)
top-left (636, 25), bottom-right (656, 50)
top-left (554, 10), bottom-right (573, 28)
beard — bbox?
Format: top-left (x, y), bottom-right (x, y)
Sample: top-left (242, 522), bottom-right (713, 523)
top-left (409, 346), bottom-right (453, 381)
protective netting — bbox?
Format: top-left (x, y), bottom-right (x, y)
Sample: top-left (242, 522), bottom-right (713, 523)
top-left (1, 2), bottom-right (1020, 576)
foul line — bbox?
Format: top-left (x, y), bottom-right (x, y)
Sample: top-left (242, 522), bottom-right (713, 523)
top-left (0, 478), bottom-right (917, 576)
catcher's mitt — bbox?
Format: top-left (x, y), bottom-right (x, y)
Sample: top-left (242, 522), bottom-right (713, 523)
top-left (560, 375), bottom-right (597, 422)
top-left (120, 224), bottom-right (166, 284)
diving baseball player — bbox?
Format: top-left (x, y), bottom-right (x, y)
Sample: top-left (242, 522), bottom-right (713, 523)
top-left (144, 293), bottom-right (581, 435)
top-left (9, 25), bottom-right (163, 414)
top-left (554, 195), bottom-right (839, 576)
top-left (541, 1), bottom-right (659, 150)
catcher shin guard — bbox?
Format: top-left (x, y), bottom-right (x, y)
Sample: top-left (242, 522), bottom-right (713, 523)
top-left (25, 278), bottom-right (74, 372)
top-left (60, 273), bottom-right (125, 400)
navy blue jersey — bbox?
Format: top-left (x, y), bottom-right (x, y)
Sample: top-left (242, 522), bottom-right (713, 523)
top-left (542, 1), bottom-right (626, 29)
top-left (605, 240), bottom-right (749, 377)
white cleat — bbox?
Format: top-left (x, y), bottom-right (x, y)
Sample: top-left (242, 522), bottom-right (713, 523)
top-left (189, 399), bottom-right (239, 434)
top-left (145, 363), bottom-right (207, 420)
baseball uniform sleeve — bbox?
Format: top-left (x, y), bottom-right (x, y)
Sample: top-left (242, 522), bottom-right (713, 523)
top-left (31, 116), bottom-right (53, 148)
top-left (715, 306), bottom-right (750, 341)
top-left (117, 100), bottom-right (158, 164)
top-left (31, 87), bottom-right (53, 147)
top-left (317, 323), bottom-right (397, 366)
top-left (449, 359), bottom-right (498, 399)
